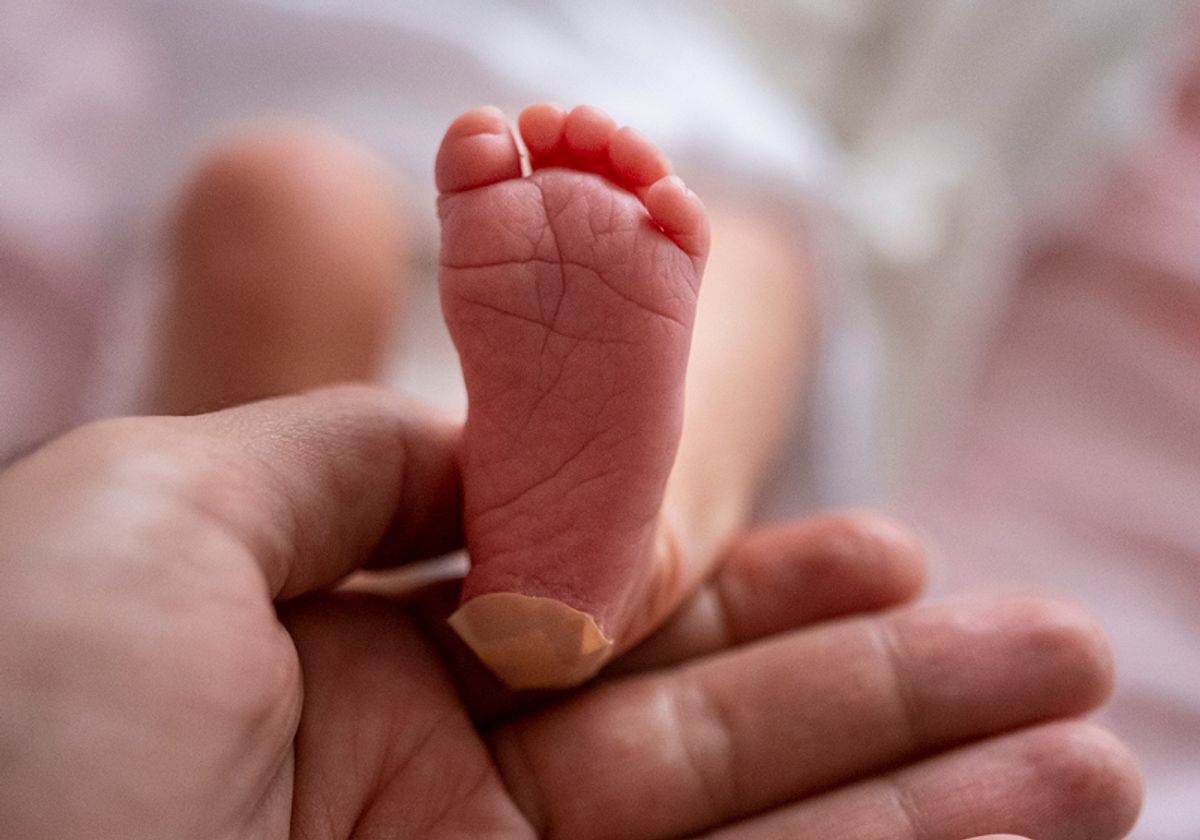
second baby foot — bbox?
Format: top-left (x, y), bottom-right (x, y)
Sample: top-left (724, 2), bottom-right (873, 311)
top-left (437, 104), bottom-right (709, 689)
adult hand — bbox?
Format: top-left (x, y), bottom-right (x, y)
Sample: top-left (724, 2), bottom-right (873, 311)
top-left (0, 387), bottom-right (1140, 839)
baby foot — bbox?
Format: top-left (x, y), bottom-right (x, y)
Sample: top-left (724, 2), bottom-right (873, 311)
top-left (437, 104), bottom-right (708, 689)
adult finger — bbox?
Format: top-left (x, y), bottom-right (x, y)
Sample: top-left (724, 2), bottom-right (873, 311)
top-left (611, 513), bottom-right (926, 674)
top-left (393, 513), bottom-right (925, 724)
top-left (8, 386), bottom-right (462, 600)
top-left (489, 594), bottom-right (1115, 840)
top-left (701, 723), bottom-right (1140, 840)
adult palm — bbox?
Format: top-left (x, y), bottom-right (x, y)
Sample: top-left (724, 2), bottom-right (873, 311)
top-left (0, 389), bottom-right (1139, 840)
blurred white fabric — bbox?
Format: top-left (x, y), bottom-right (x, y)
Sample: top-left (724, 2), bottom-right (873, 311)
top-left (2, 1), bottom-right (1198, 837)
top-left (726, 0), bottom-right (1188, 493)
top-left (726, 3), bottom-right (1198, 838)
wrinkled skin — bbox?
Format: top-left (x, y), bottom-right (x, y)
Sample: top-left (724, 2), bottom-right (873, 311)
top-left (0, 388), bottom-right (1140, 840)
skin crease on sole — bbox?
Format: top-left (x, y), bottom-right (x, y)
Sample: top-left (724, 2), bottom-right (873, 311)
top-left (437, 104), bottom-right (708, 690)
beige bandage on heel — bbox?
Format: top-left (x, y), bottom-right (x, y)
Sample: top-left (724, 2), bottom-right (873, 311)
top-left (448, 593), bottom-right (614, 690)
top-left (449, 519), bottom-right (681, 690)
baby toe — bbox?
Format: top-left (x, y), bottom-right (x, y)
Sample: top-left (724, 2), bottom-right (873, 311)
top-left (609, 125), bottom-right (670, 189)
top-left (562, 105), bottom-right (619, 172)
top-left (645, 175), bottom-right (710, 265)
top-left (436, 106), bottom-right (522, 194)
